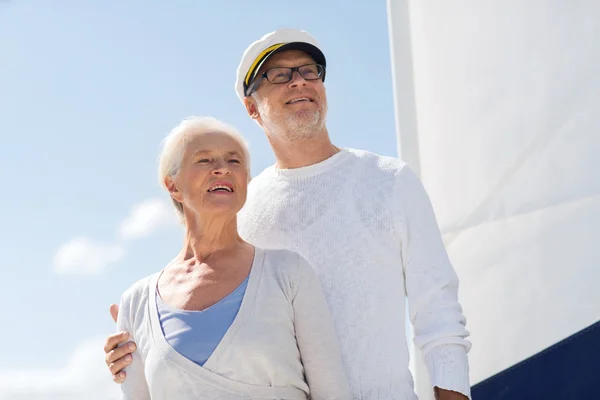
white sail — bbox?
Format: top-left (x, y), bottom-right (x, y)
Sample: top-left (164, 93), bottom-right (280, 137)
top-left (387, 1), bottom-right (600, 398)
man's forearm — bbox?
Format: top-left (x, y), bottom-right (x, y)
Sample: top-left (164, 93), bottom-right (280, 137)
top-left (434, 387), bottom-right (469, 400)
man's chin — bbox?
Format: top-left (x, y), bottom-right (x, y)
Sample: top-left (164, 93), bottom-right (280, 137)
top-left (263, 110), bottom-right (325, 138)
top-left (289, 110), bottom-right (322, 125)
top-left (284, 120), bottom-right (325, 141)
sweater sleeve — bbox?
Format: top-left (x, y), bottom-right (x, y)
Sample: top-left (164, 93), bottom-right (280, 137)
top-left (292, 255), bottom-right (352, 400)
top-left (116, 291), bottom-right (151, 400)
top-left (393, 165), bottom-right (472, 398)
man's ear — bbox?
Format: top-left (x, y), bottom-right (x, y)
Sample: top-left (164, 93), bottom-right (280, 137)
top-left (244, 96), bottom-right (260, 120)
top-left (165, 176), bottom-right (182, 202)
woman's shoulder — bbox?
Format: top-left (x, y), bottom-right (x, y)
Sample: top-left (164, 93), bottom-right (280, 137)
top-left (257, 247), bottom-right (315, 284)
top-left (119, 272), bottom-right (160, 308)
top-left (259, 246), bottom-right (299, 261)
top-left (116, 272), bottom-right (160, 334)
top-left (259, 247), bottom-right (308, 268)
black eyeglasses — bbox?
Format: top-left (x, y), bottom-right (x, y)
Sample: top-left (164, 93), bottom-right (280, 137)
top-left (246, 63), bottom-right (325, 96)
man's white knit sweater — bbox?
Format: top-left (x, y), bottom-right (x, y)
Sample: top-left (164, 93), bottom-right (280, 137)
top-left (238, 148), bottom-right (471, 399)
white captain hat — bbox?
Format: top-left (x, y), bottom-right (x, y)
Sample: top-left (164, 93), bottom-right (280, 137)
top-left (235, 28), bottom-right (326, 102)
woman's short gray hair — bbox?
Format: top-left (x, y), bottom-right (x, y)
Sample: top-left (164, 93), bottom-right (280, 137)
top-left (158, 116), bottom-right (251, 219)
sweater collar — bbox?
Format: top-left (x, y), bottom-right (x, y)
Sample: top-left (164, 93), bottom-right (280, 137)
top-left (269, 148), bottom-right (351, 179)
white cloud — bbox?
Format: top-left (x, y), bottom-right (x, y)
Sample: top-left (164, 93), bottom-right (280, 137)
top-left (0, 337), bottom-right (122, 400)
top-left (53, 237), bottom-right (124, 275)
top-left (53, 198), bottom-right (175, 275)
top-left (118, 198), bottom-right (177, 240)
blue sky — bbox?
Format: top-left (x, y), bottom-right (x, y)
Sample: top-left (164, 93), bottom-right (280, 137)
top-left (0, 1), bottom-right (399, 398)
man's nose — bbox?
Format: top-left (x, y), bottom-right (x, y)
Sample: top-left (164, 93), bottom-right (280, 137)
top-left (288, 70), bottom-right (308, 88)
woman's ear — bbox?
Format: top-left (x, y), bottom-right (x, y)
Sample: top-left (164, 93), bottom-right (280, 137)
top-left (165, 176), bottom-right (182, 202)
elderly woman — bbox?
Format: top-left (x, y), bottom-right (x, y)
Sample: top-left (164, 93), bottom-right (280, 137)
top-left (115, 116), bottom-right (350, 400)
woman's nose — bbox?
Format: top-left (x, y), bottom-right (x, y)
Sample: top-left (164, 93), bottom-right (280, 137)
top-left (211, 161), bottom-right (231, 175)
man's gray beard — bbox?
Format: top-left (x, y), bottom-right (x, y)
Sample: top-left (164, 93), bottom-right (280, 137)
top-left (283, 109), bottom-right (326, 141)
top-left (260, 103), bottom-right (327, 141)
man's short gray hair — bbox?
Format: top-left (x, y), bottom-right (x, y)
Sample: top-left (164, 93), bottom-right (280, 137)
top-left (158, 116), bottom-right (251, 219)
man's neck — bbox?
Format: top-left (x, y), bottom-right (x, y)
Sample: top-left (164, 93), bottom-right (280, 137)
top-left (267, 129), bottom-right (340, 169)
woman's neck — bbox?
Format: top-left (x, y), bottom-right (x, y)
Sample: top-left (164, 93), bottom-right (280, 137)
top-left (179, 213), bottom-right (244, 263)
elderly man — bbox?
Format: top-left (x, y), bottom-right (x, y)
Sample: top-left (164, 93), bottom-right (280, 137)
top-left (104, 29), bottom-right (471, 399)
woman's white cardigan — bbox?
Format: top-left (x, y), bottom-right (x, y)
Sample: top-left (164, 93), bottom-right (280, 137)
top-left (116, 247), bottom-right (351, 399)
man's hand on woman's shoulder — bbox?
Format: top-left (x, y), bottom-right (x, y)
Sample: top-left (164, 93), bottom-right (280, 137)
top-left (103, 304), bottom-right (136, 384)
